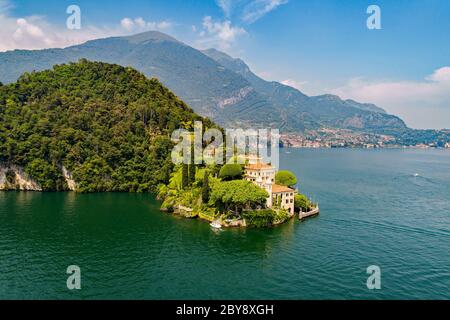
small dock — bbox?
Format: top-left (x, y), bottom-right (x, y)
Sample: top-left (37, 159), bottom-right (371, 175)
top-left (299, 206), bottom-right (320, 220)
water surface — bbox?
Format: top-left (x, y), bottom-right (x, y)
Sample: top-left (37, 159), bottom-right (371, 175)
top-left (0, 149), bottom-right (449, 299)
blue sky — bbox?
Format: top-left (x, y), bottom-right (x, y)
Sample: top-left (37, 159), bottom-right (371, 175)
top-left (1, 0), bottom-right (450, 129)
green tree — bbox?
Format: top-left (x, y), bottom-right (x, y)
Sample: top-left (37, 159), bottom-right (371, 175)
top-left (209, 180), bottom-right (268, 215)
top-left (182, 164), bottom-right (189, 189)
top-left (189, 164), bottom-right (196, 185)
top-left (202, 170), bottom-right (210, 203)
top-left (195, 168), bottom-right (207, 183)
top-left (219, 163), bottom-right (242, 181)
top-left (25, 159), bottom-right (66, 191)
top-left (275, 170), bottom-right (297, 188)
top-left (242, 209), bottom-right (276, 228)
top-left (294, 194), bottom-right (312, 212)
top-left (188, 143), bottom-right (196, 185)
top-left (0, 60), bottom-right (217, 192)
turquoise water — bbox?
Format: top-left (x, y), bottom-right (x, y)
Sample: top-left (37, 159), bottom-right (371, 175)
top-left (0, 149), bottom-right (449, 299)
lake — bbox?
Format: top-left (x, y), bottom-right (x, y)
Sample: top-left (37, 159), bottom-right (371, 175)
top-left (0, 149), bottom-right (449, 299)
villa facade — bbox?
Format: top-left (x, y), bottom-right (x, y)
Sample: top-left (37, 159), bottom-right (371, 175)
top-left (244, 157), bottom-right (295, 214)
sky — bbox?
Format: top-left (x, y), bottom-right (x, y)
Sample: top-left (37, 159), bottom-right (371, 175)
top-left (1, 0), bottom-right (450, 129)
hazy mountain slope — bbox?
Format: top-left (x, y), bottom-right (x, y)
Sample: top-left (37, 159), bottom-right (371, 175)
top-left (202, 48), bottom-right (406, 133)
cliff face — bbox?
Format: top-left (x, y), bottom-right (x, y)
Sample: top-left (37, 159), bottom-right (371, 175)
top-left (61, 166), bottom-right (77, 191)
top-left (0, 164), bottom-right (77, 191)
top-left (0, 165), bottom-right (42, 191)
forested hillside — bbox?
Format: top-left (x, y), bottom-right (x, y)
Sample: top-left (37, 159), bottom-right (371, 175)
top-left (0, 60), bottom-right (214, 192)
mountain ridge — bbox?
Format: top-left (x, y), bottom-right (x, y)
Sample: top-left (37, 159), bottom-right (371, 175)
top-left (0, 31), bottom-right (419, 136)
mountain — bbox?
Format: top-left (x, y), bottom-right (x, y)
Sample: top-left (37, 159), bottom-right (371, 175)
top-left (0, 60), bottom-right (214, 192)
top-left (201, 48), bottom-right (406, 133)
top-left (0, 31), bottom-right (407, 135)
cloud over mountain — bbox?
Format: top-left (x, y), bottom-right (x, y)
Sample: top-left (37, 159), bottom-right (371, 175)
top-left (0, 0), bottom-right (172, 52)
top-left (195, 16), bottom-right (247, 50)
top-left (331, 67), bottom-right (450, 129)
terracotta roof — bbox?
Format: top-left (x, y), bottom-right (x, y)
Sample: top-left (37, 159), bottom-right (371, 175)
top-left (272, 184), bottom-right (294, 193)
top-left (245, 163), bottom-right (274, 170)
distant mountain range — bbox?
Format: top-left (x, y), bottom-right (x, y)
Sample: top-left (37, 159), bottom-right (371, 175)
top-left (0, 31), bottom-right (448, 146)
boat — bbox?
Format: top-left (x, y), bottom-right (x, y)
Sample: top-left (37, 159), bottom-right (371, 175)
top-left (210, 220), bottom-right (222, 229)
top-left (414, 173), bottom-right (420, 177)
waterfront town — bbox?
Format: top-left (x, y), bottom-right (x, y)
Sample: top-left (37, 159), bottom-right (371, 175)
top-left (281, 128), bottom-right (450, 149)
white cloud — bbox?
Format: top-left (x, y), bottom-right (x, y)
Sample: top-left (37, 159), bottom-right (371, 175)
top-left (331, 67), bottom-right (450, 129)
top-left (281, 79), bottom-right (308, 91)
top-left (120, 18), bottom-right (135, 31)
top-left (215, 0), bottom-right (288, 24)
top-left (0, 13), bottom-right (112, 52)
top-left (242, 0), bottom-right (288, 23)
top-left (0, 0), bottom-right (116, 51)
top-left (120, 17), bottom-right (173, 33)
top-left (216, 0), bottom-right (233, 17)
top-left (0, 4), bottom-right (174, 53)
top-left (195, 16), bottom-right (247, 50)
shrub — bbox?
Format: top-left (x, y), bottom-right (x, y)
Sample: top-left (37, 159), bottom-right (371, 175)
top-left (195, 168), bottom-right (207, 182)
top-left (275, 209), bottom-right (291, 223)
top-left (243, 209), bottom-right (276, 228)
top-left (294, 194), bottom-right (312, 212)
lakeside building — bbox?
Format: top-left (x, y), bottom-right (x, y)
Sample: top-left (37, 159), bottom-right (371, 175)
top-left (244, 156), bottom-right (295, 214)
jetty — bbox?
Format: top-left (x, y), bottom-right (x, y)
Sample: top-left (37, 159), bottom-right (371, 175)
top-left (299, 206), bottom-right (320, 220)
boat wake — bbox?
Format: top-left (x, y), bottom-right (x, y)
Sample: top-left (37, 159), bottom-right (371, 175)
top-left (393, 174), bottom-right (436, 187)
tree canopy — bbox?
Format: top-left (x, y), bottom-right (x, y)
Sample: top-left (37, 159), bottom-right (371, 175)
top-left (209, 180), bottom-right (268, 214)
top-left (275, 170), bottom-right (297, 188)
top-left (294, 194), bottom-right (312, 212)
top-left (0, 60), bottom-right (215, 192)
top-left (219, 163), bottom-right (243, 181)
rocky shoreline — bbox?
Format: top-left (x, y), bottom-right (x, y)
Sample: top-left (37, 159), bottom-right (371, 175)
top-left (0, 164), bottom-right (77, 191)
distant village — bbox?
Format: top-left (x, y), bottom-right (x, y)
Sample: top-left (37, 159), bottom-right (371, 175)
top-left (281, 128), bottom-right (450, 149)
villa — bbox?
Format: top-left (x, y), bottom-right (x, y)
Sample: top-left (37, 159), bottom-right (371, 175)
top-left (244, 157), bottom-right (295, 214)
